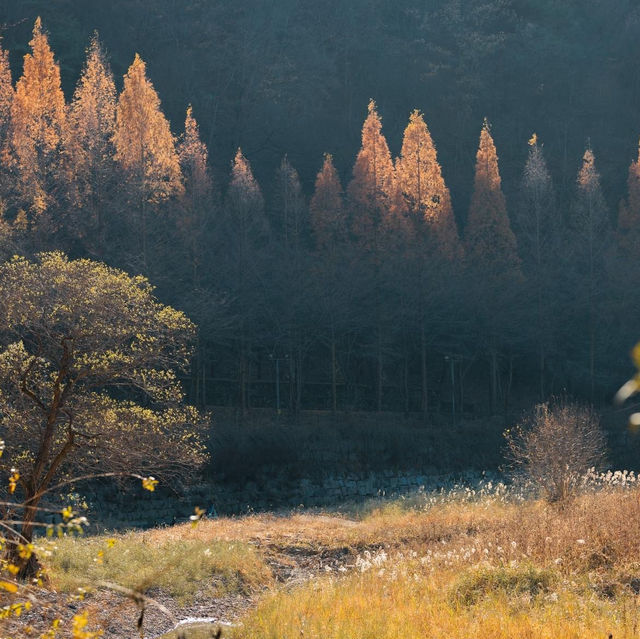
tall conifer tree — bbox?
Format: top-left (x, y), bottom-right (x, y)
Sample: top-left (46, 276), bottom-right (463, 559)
top-left (177, 105), bottom-right (214, 286)
top-left (3, 18), bottom-right (67, 228)
top-left (273, 156), bottom-right (310, 416)
top-left (465, 120), bottom-right (518, 273)
top-left (396, 110), bottom-right (460, 258)
top-left (516, 134), bottom-right (558, 398)
top-left (67, 33), bottom-right (118, 253)
top-left (114, 54), bottom-right (183, 267)
top-left (310, 153), bottom-right (347, 252)
top-left (347, 100), bottom-right (405, 411)
top-left (465, 120), bottom-right (519, 413)
top-left (347, 100), bottom-right (406, 248)
top-left (310, 153), bottom-right (350, 412)
top-left (571, 145), bottom-right (610, 399)
top-left (396, 110), bottom-right (461, 417)
top-left (224, 148), bottom-right (269, 412)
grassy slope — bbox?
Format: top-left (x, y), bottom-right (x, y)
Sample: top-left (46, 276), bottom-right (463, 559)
top-left (41, 482), bottom-right (640, 638)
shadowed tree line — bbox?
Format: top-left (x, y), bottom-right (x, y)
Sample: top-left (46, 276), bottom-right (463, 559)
top-left (0, 18), bottom-right (637, 418)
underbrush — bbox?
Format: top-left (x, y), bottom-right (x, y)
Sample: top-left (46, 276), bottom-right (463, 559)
top-left (44, 532), bottom-right (273, 601)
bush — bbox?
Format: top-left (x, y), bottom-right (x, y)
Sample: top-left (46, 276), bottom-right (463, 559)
top-left (504, 399), bottom-right (606, 502)
top-left (449, 563), bottom-right (557, 606)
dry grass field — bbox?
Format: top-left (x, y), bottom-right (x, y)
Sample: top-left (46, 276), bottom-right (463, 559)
top-left (11, 475), bottom-right (640, 638)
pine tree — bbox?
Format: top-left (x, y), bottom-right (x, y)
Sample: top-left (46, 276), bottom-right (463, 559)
top-left (396, 110), bottom-right (460, 258)
top-left (0, 40), bottom-right (13, 145)
top-left (310, 153), bottom-right (347, 252)
top-left (177, 105), bottom-right (214, 285)
top-left (347, 100), bottom-right (406, 411)
top-left (224, 148), bottom-right (269, 412)
top-left (571, 145), bottom-right (610, 399)
top-left (226, 148), bottom-right (267, 243)
top-left (3, 17), bottom-right (67, 225)
top-left (114, 53), bottom-right (183, 265)
top-left (396, 110), bottom-right (461, 417)
top-left (273, 156), bottom-right (310, 416)
top-left (618, 138), bottom-right (640, 259)
top-left (516, 134), bottom-right (558, 398)
top-left (347, 99), bottom-right (406, 248)
top-left (310, 153), bottom-right (350, 412)
top-left (114, 54), bottom-right (182, 201)
top-left (465, 119), bottom-right (518, 274)
top-left (67, 33), bottom-right (118, 252)
top-left (465, 120), bottom-right (520, 414)
top-left (176, 105), bottom-right (216, 406)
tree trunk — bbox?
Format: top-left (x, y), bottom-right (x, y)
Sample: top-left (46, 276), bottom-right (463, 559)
top-left (421, 326), bottom-right (428, 421)
top-left (489, 349), bottom-right (499, 415)
top-left (331, 336), bottom-right (337, 414)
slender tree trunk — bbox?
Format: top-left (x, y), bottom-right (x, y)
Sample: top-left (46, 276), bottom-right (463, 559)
top-left (377, 328), bottom-right (383, 412)
top-left (489, 349), bottom-right (498, 415)
top-left (331, 335), bottom-right (337, 414)
top-left (403, 354), bottom-right (409, 416)
top-left (296, 343), bottom-right (302, 418)
top-left (421, 325), bottom-right (428, 421)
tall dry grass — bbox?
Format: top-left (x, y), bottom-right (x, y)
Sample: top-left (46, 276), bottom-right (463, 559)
top-left (236, 482), bottom-right (640, 639)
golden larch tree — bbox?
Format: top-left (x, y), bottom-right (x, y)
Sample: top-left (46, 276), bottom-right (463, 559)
top-left (465, 119), bottom-right (518, 273)
top-left (571, 145), bottom-right (610, 400)
top-left (3, 17), bottom-right (68, 223)
top-left (177, 105), bottom-right (214, 285)
top-left (309, 153), bottom-right (350, 413)
top-left (0, 40), bottom-right (13, 143)
top-left (114, 53), bottom-right (182, 265)
top-left (618, 138), bottom-right (640, 259)
top-left (347, 100), bottom-right (406, 248)
top-left (347, 100), bottom-right (406, 412)
top-left (114, 54), bottom-right (182, 201)
top-left (67, 33), bottom-right (118, 250)
top-left (226, 147), bottom-right (266, 242)
top-left (224, 148), bottom-right (268, 412)
top-left (396, 110), bottom-right (460, 258)
top-left (310, 153), bottom-right (347, 252)
top-left (516, 134), bottom-right (558, 399)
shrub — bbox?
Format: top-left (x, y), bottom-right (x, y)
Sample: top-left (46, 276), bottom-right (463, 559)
top-left (504, 399), bottom-right (606, 502)
top-left (449, 563), bottom-right (557, 606)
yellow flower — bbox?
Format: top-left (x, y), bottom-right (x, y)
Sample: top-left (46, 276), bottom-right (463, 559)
top-left (142, 476), bottom-right (158, 492)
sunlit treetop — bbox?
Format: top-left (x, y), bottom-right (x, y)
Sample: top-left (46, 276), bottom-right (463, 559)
top-left (573, 145), bottom-right (608, 236)
top-left (347, 99), bottom-right (407, 246)
top-left (3, 17), bottom-right (67, 216)
top-left (396, 109), bottom-right (460, 258)
top-left (69, 33), bottom-right (116, 158)
top-left (310, 153), bottom-right (347, 251)
top-left (465, 119), bottom-right (519, 273)
top-left (227, 147), bottom-right (265, 216)
top-left (114, 53), bottom-right (183, 202)
top-left (179, 105), bottom-right (212, 204)
top-left (516, 133), bottom-right (557, 267)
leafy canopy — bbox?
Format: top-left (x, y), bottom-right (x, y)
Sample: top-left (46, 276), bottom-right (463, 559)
top-left (0, 252), bottom-right (207, 494)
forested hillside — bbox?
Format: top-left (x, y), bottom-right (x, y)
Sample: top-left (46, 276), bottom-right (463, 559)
top-left (0, 2), bottom-right (638, 414)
